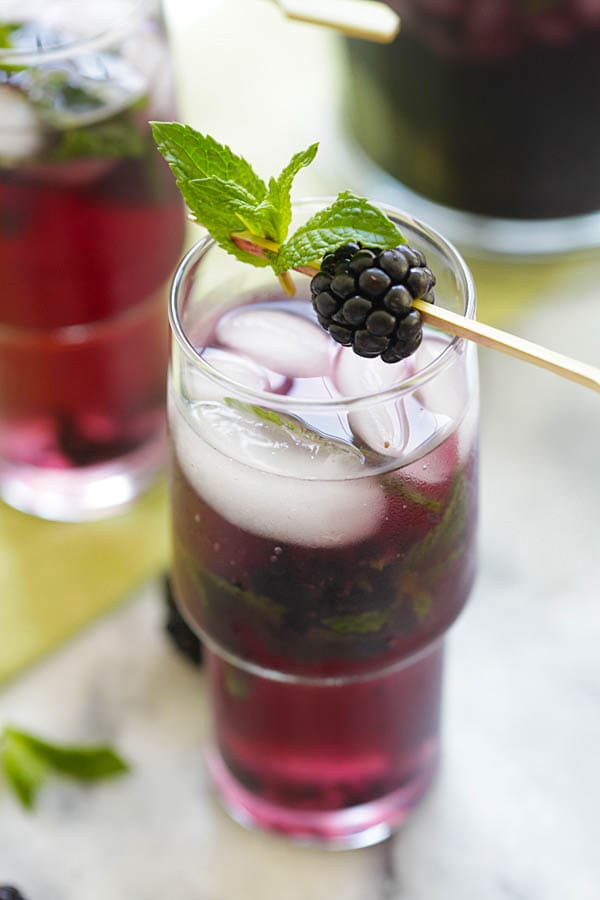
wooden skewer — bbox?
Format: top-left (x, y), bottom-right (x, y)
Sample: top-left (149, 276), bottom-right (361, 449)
top-left (275, 0), bottom-right (401, 43)
top-left (413, 299), bottom-right (600, 395)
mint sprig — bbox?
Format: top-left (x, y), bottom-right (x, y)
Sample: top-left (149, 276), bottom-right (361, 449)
top-left (274, 190), bottom-right (404, 273)
top-left (151, 123), bottom-right (404, 287)
top-left (0, 726), bottom-right (129, 809)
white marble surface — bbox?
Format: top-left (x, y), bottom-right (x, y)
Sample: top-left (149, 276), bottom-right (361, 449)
top-left (1, 0), bottom-right (600, 896)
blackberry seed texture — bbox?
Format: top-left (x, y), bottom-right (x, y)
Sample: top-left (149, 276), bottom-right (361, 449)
top-left (310, 244), bottom-right (435, 362)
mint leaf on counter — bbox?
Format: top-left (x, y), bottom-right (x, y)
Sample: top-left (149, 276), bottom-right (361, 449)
top-left (1, 731), bottom-right (49, 810)
top-left (274, 191), bottom-right (404, 274)
top-left (0, 726), bottom-right (129, 810)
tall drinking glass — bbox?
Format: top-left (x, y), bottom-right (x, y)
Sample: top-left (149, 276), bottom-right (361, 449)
top-left (169, 201), bottom-right (478, 848)
top-left (0, 0), bottom-right (185, 520)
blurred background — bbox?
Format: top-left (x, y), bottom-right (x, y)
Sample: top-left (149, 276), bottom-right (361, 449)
top-left (0, 1), bottom-right (599, 897)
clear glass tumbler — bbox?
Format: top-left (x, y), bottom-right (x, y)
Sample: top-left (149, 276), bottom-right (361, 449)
top-left (0, 0), bottom-right (185, 520)
top-left (343, 1), bottom-right (600, 256)
top-left (169, 201), bottom-right (479, 848)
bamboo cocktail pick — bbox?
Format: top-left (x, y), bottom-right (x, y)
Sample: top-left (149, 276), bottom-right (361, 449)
top-left (275, 0), bottom-right (401, 43)
top-left (412, 299), bottom-right (600, 395)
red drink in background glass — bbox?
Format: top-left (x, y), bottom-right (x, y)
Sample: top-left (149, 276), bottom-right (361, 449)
top-left (168, 203), bottom-right (479, 847)
top-left (0, 5), bottom-right (185, 519)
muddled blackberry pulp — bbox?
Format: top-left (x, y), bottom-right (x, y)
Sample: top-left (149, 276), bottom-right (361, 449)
top-left (344, 2), bottom-right (600, 219)
top-left (169, 262), bottom-right (478, 817)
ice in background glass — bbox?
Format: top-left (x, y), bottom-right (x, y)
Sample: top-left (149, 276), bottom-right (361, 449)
top-left (0, 0), bottom-right (185, 519)
top-left (343, 1), bottom-right (600, 255)
top-left (169, 201), bottom-right (479, 847)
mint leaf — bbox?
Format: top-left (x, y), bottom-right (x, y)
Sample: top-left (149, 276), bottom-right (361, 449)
top-left (0, 22), bottom-right (28, 73)
top-left (382, 474), bottom-right (442, 515)
top-left (0, 727), bottom-right (129, 809)
top-left (259, 143), bottom-right (319, 243)
top-left (321, 609), bottom-right (390, 635)
top-left (223, 397), bottom-right (287, 426)
top-left (1, 731), bottom-right (49, 809)
top-left (5, 730), bottom-right (129, 779)
top-left (0, 22), bottom-right (20, 49)
top-left (222, 397), bottom-right (365, 464)
top-left (182, 178), bottom-right (272, 266)
top-left (274, 191), bottom-right (404, 273)
top-left (52, 113), bottom-right (145, 161)
top-left (152, 127), bottom-right (408, 285)
top-left (151, 122), bottom-right (267, 205)
top-left (404, 472), bottom-right (470, 572)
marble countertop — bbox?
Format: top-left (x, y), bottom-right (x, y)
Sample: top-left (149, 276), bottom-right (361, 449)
top-left (1, 1), bottom-right (600, 897)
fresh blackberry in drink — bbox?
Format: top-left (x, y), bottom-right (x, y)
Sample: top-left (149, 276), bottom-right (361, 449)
top-left (311, 242), bottom-right (435, 362)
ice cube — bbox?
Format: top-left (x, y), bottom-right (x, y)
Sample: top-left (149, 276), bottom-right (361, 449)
top-left (31, 51), bottom-right (146, 129)
top-left (182, 348), bottom-right (273, 403)
top-left (335, 348), bottom-right (412, 457)
top-left (215, 308), bottom-right (333, 378)
top-left (415, 335), bottom-right (478, 465)
top-left (169, 396), bottom-right (384, 547)
top-left (0, 85), bottom-right (43, 161)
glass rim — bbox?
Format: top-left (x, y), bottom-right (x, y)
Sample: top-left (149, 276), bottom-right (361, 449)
top-left (169, 198), bottom-right (477, 413)
top-left (0, 0), bottom-right (156, 65)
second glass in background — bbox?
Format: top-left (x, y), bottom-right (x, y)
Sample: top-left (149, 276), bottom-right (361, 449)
top-left (0, 0), bottom-right (185, 520)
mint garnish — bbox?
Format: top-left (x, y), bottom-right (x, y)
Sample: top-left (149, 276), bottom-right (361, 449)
top-left (274, 190), bottom-right (404, 273)
top-left (0, 726), bottom-right (129, 810)
top-left (151, 123), bottom-right (403, 290)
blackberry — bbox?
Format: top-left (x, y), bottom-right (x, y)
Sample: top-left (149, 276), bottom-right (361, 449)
top-left (163, 574), bottom-right (202, 666)
top-left (0, 889), bottom-right (27, 900)
top-left (310, 243), bottom-right (435, 362)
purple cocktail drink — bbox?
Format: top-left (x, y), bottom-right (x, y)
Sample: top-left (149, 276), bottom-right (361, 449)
top-left (168, 203), bottom-right (478, 846)
top-left (0, 4), bottom-right (185, 518)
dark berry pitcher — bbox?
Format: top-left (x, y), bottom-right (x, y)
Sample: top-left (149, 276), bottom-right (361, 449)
top-left (343, 1), bottom-right (600, 254)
